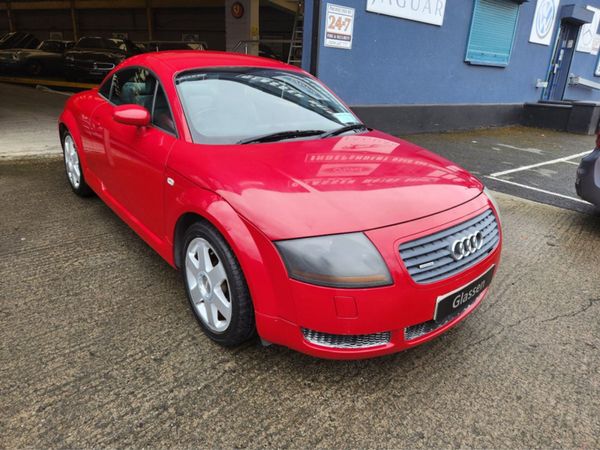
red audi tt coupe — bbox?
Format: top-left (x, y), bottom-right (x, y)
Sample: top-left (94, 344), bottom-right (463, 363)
top-left (59, 51), bottom-right (502, 359)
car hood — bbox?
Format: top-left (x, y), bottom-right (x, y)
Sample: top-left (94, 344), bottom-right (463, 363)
top-left (170, 131), bottom-right (483, 240)
top-left (13, 49), bottom-right (57, 57)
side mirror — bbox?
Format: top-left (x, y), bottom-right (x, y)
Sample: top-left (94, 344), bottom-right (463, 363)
top-left (113, 104), bottom-right (150, 127)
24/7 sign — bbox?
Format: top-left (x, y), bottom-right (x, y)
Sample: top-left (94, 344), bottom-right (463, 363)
top-left (324, 3), bottom-right (355, 50)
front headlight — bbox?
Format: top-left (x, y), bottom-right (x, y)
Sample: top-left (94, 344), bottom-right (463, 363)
top-left (484, 187), bottom-right (501, 224)
top-left (275, 232), bottom-right (392, 288)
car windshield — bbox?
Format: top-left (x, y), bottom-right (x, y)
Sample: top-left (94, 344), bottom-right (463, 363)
top-left (176, 68), bottom-right (362, 145)
top-left (37, 41), bottom-right (62, 52)
top-left (77, 37), bottom-right (105, 49)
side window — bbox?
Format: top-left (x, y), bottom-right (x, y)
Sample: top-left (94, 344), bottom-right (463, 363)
top-left (152, 85), bottom-right (176, 135)
top-left (465, 0), bottom-right (520, 67)
top-left (110, 67), bottom-right (156, 111)
top-left (98, 76), bottom-right (112, 99)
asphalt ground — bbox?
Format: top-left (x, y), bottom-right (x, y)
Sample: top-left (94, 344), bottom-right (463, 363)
top-left (0, 83), bottom-right (68, 159)
top-left (1, 159), bottom-right (599, 448)
top-left (404, 126), bottom-right (599, 215)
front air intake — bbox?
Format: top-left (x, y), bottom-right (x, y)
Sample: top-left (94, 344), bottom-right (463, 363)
top-left (405, 304), bottom-right (468, 341)
top-left (301, 328), bottom-right (391, 349)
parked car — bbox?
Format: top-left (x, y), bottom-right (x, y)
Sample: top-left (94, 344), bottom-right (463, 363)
top-left (258, 43), bottom-right (280, 60)
top-left (58, 51), bottom-right (502, 359)
top-left (140, 41), bottom-right (207, 52)
top-left (0, 32), bottom-right (39, 50)
top-left (63, 36), bottom-right (142, 82)
top-left (0, 40), bottom-right (73, 75)
top-left (576, 134), bottom-right (600, 206)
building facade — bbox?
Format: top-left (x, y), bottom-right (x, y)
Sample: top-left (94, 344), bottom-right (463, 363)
top-left (302, 0), bottom-right (600, 133)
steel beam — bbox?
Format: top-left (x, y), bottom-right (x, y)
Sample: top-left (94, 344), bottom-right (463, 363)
top-left (0, 0), bottom-right (224, 10)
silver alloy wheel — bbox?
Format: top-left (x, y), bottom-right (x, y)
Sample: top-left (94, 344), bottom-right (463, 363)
top-left (63, 134), bottom-right (81, 189)
top-left (185, 237), bottom-right (232, 333)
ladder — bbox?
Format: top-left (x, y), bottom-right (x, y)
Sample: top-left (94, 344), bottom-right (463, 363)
top-left (287, 1), bottom-right (304, 66)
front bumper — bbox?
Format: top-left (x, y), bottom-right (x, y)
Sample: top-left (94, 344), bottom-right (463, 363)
top-left (64, 63), bottom-right (114, 82)
top-left (253, 193), bottom-right (502, 359)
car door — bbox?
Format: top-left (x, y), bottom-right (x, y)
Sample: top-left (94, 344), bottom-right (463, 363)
top-left (99, 66), bottom-right (178, 241)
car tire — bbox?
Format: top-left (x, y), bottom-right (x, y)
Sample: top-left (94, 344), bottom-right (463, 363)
top-left (181, 221), bottom-right (256, 347)
top-left (62, 131), bottom-right (93, 197)
top-left (26, 60), bottom-right (43, 76)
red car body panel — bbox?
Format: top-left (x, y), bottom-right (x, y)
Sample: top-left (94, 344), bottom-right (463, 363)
top-left (59, 51), bottom-right (502, 359)
top-left (166, 131), bottom-right (484, 240)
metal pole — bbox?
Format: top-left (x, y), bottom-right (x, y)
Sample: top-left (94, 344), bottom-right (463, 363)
top-left (6, 0), bottom-right (14, 32)
top-left (70, 0), bottom-right (78, 41)
top-left (146, 0), bottom-right (153, 41)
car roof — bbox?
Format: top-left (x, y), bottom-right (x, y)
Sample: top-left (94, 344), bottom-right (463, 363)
top-left (122, 50), bottom-right (302, 77)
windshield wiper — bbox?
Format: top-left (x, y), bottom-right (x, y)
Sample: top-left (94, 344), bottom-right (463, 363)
top-left (237, 129), bottom-right (325, 144)
top-left (320, 123), bottom-right (368, 139)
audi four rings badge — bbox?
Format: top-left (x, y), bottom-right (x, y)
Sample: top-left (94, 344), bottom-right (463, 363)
top-left (451, 231), bottom-right (484, 261)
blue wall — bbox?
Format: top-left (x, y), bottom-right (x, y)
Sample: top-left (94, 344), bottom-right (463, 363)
top-left (303, 0), bottom-right (600, 105)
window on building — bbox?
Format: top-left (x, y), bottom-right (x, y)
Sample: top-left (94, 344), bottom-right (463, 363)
top-left (465, 0), bottom-right (520, 67)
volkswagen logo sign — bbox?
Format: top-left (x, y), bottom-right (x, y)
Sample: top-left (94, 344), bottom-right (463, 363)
top-left (535, 0), bottom-right (556, 39)
top-left (451, 231), bottom-right (484, 261)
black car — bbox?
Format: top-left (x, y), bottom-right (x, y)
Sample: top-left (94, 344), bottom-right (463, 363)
top-left (0, 32), bottom-right (40, 50)
top-left (137, 41), bottom-right (207, 52)
top-left (141, 41), bottom-right (194, 52)
top-left (576, 135), bottom-right (600, 206)
top-left (0, 40), bottom-right (73, 75)
top-left (63, 36), bottom-right (142, 82)
top-left (259, 43), bottom-right (282, 61)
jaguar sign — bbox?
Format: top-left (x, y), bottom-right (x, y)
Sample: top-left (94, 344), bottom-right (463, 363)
top-left (366, 0), bottom-right (446, 26)
top-left (529, 0), bottom-right (559, 46)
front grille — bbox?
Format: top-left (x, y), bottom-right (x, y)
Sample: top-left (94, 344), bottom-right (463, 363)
top-left (405, 305), bottom-right (468, 341)
top-left (301, 328), bottom-right (391, 349)
top-left (74, 60), bottom-right (115, 70)
top-left (399, 209), bottom-right (499, 284)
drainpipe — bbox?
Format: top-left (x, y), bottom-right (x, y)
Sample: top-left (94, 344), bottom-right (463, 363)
top-left (309, 0), bottom-right (320, 76)
top-left (146, 0), bottom-right (153, 41)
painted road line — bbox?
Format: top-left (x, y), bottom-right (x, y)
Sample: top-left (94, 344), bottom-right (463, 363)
top-left (561, 160), bottom-right (581, 166)
top-left (486, 176), bottom-right (590, 204)
top-left (489, 150), bottom-right (592, 177)
top-left (36, 85), bottom-right (73, 96)
top-left (0, 76), bottom-right (97, 90)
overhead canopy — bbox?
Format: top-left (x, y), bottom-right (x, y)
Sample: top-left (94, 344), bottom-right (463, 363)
top-left (560, 5), bottom-right (594, 25)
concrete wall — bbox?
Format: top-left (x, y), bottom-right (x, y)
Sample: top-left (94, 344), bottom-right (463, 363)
top-left (304, 0), bottom-right (600, 106)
